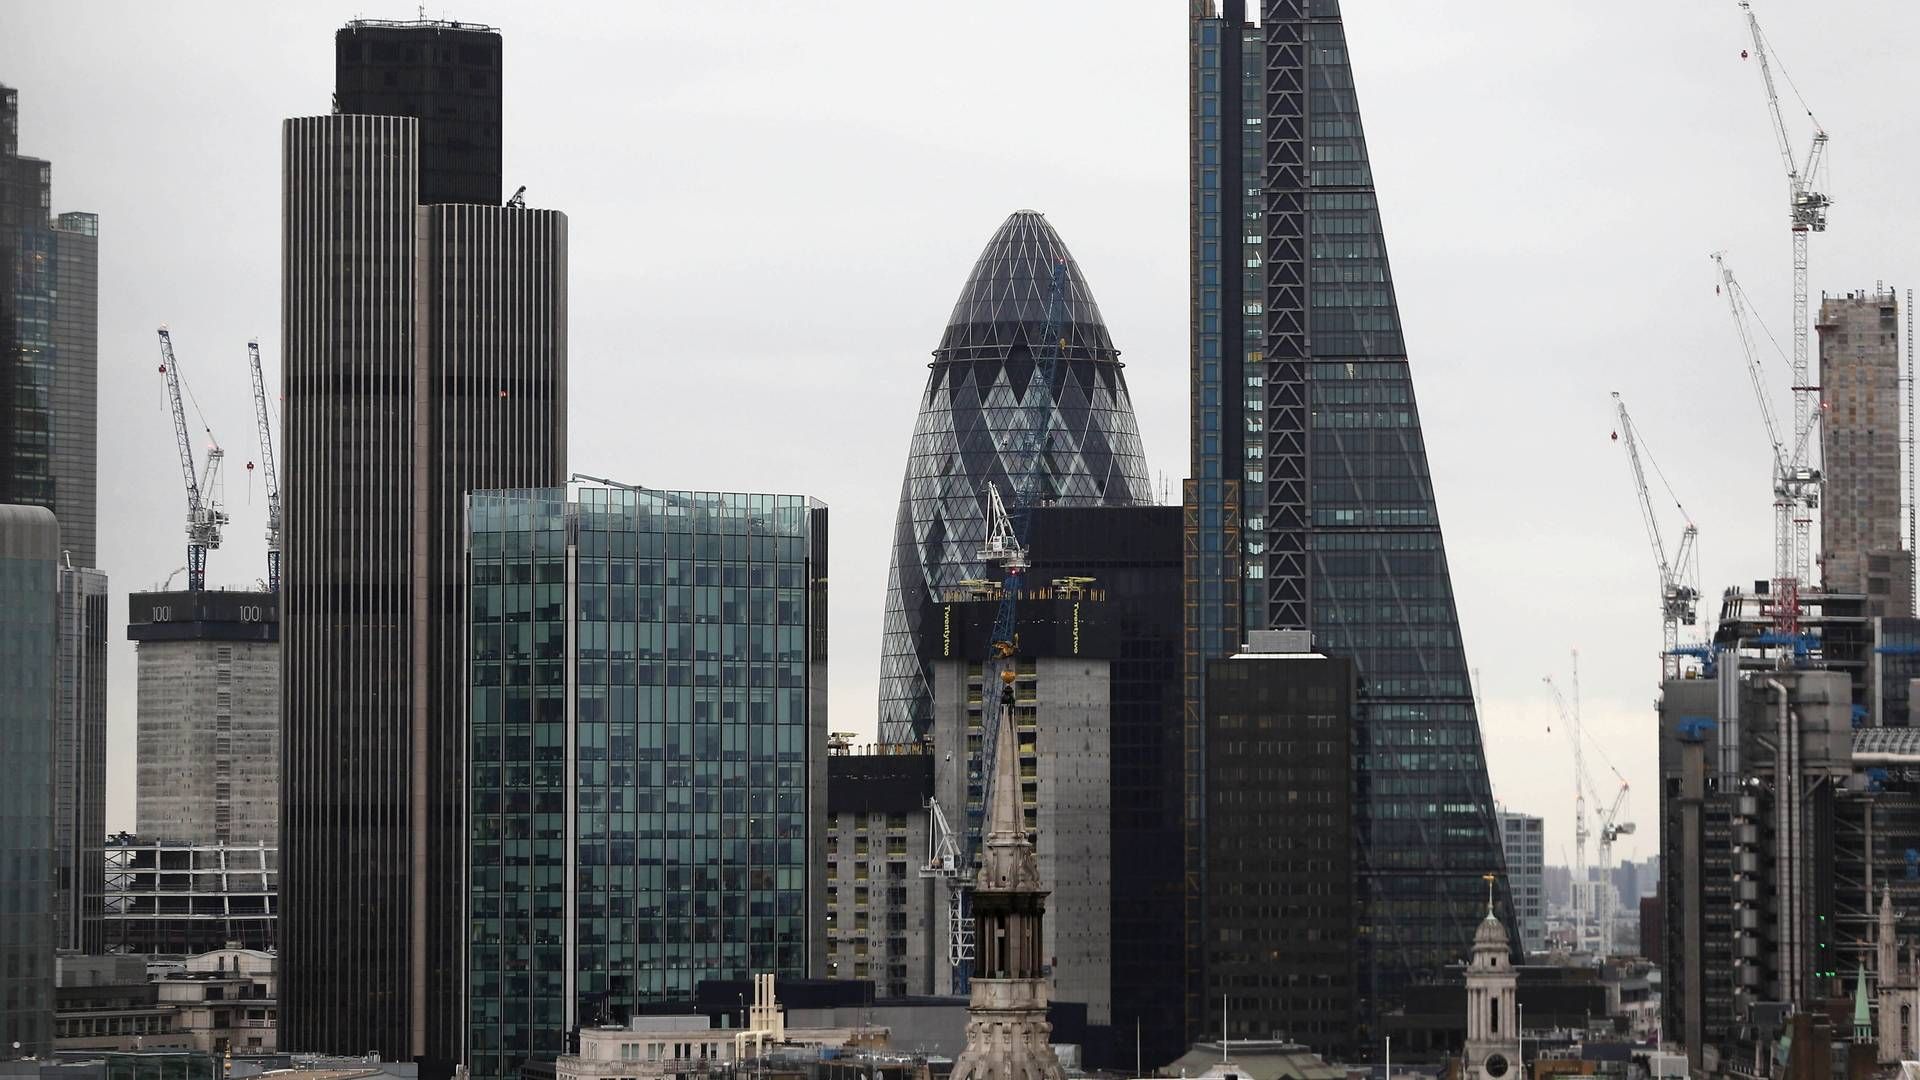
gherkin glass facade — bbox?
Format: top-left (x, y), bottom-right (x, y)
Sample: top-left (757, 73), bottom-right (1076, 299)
top-left (1186, 0), bottom-right (1516, 1037)
top-left (878, 211), bottom-right (1154, 743)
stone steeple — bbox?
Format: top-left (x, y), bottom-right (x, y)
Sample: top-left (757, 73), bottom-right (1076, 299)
top-left (1462, 877), bottom-right (1520, 1080)
top-left (949, 672), bottom-right (1066, 1080)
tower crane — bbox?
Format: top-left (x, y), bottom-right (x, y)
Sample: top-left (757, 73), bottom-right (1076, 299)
top-left (1543, 662), bottom-right (1590, 953)
top-left (1593, 783), bottom-right (1636, 959)
top-left (1611, 392), bottom-right (1700, 680)
top-left (156, 328), bottom-right (228, 592)
top-left (1712, 252), bottom-right (1821, 649)
top-left (1737, 1), bottom-right (1830, 635)
top-left (247, 341), bottom-right (282, 592)
top-left (1545, 652), bottom-right (1634, 957)
top-left (944, 256), bottom-right (1072, 995)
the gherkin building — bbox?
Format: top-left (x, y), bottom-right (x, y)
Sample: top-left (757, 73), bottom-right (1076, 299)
top-left (878, 210), bottom-right (1155, 743)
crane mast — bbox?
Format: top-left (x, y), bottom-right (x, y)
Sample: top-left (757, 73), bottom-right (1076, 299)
top-left (948, 256), bottom-right (1071, 994)
top-left (157, 328), bottom-right (227, 591)
top-left (1593, 783), bottom-right (1636, 960)
top-left (1544, 665), bottom-right (1589, 953)
top-left (1611, 392), bottom-right (1700, 680)
top-left (1713, 253), bottom-right (1820, 649)
top-left (248, 340), bottom-right (282, 592)
top-left (1738, 1), bottom-right (1829, 635)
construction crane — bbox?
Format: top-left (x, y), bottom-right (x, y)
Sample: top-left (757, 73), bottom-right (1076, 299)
top-left (947, 256), bottom-right (1073, 995)
top-left (1611, 392), bottom-right (1700, 680)
top-left (1544, 652), bottom-right (1635, 957)
top-left (156, 328), bottom-right (227, 591)
top-left (1712, 252), bottom-right (1821, 648)
top-left (1737, 1), bottom-right (1830, 635)
top-left (1592, 783), bottom-right (1636, 959)
top-left (919, 796), bottom-right (972, 977)
top-left (247, 340), bottom-right (282, 593)
top-left (1543, 661), bottom-right (1591, 954)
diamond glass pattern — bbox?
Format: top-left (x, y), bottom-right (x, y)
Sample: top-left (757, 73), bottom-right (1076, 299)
top-left (878, 211), bottom-right (1154, 743)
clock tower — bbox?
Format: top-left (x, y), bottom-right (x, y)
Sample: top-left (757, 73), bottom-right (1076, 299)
top-left (1463, 880), bottom-right (1521, 1080)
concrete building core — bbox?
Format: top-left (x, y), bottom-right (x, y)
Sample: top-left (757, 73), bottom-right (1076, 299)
top-left (128, 590), bottom-right (279, 846)
top-left (1818, 289), bottom-right (1912, 617)
top-left (823, 751), bottom-right (937, 996)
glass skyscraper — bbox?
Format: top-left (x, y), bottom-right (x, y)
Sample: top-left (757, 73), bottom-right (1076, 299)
top-left (1, 86), bottom-right (99, 567)
top-left (1186, 0), bottom-right (1514, 1033)
top-left (878, 210), bottom-right (1155, 743)
top-left (0, 504), bottom-right (59, 1056)
top-left (466, 483), bottom-right (827, 1080)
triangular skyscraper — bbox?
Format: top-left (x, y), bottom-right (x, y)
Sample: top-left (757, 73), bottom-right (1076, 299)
top-left (1186, 0), bottom-right (1516, 1043)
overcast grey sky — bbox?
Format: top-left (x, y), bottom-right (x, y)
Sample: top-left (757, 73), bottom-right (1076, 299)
top-left (5, 1), bottom-right (1917, 870)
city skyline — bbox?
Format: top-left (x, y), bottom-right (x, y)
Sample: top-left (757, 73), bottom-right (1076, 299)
top-left (6, 1), bottom-right (1920, 871)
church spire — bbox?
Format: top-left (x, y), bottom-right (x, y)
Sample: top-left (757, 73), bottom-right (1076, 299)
top-left (949, 676), bottom-right (1065, 1080)
top-left (1856, 966), bottom-right (1874, 1044)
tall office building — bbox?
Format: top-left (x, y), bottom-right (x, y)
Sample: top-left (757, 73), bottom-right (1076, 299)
top-left (54, 566), bottom-right (108, 953)
top-left (464, 483), bottom-right (828, 1080)
top-left (877, 209), bottom-right (1154, 744)
top-left (5, 85), bottom-right (108, 961)
top-left (130, 590), bottom-right (280, 845)
top-left (1818, 289), bottom-right (1912, 617)
top-left (1, 86), bottom-right (100, 566)
top-left (281, 19), bottom-right (566, 1069)
top-left (0, 505), bottom-right (60, 1056)
top-left (1204, 633), bottom-right (1355, 1057)
top-left (917, 504), bottom-right (1184, 1068)
top-left (1185, 0), bottom-right (1514, 1032)
top-left (1497, 810), bottom-right (1547, 958)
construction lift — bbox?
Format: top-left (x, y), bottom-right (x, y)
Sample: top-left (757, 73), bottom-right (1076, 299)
top-left (1611, 392), bottom-right (1700, 680)
top-left (1736, 1), bottom-right (1831, 636)
top-left (247, 340), bottom-right (282, 593)
top-left (156, 328), bottom-right (228, 592)
top-left (924, 256), bottom-right (1073, 995)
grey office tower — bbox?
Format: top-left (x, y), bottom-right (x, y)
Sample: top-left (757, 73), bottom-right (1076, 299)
top-left (280, 19), bottom-right (566, 1071)
top-left (1185, 0), bottom-right (1515, 1037)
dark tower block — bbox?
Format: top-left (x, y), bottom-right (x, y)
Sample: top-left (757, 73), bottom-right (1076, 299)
top-left (335, 20), bottom-right (503, 206)
top-left (281, 57), bottom-right (565, 1065)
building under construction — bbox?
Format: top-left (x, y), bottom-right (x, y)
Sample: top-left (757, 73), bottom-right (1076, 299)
top-left (1818, 289), bottom-right (1913, 619)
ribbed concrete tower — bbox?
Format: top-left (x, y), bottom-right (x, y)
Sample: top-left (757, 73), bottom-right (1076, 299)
top-left (950, 674), bottom-right (1066, 1080)
top-left (878, 211), bottom-right (1154, 742)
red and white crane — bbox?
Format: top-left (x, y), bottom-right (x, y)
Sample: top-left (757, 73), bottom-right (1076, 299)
top-left (1737, 0), bottom-right (1830, 635)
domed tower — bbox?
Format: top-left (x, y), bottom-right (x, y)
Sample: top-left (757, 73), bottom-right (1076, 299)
top-left (877, 210), bottom-right (1154, 742)
top-left (1463, 884), bottom-right (1520, 1080)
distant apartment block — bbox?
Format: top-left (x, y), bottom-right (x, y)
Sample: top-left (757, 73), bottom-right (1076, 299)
top-left (1498, 810), bottom-right (1548, 957)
